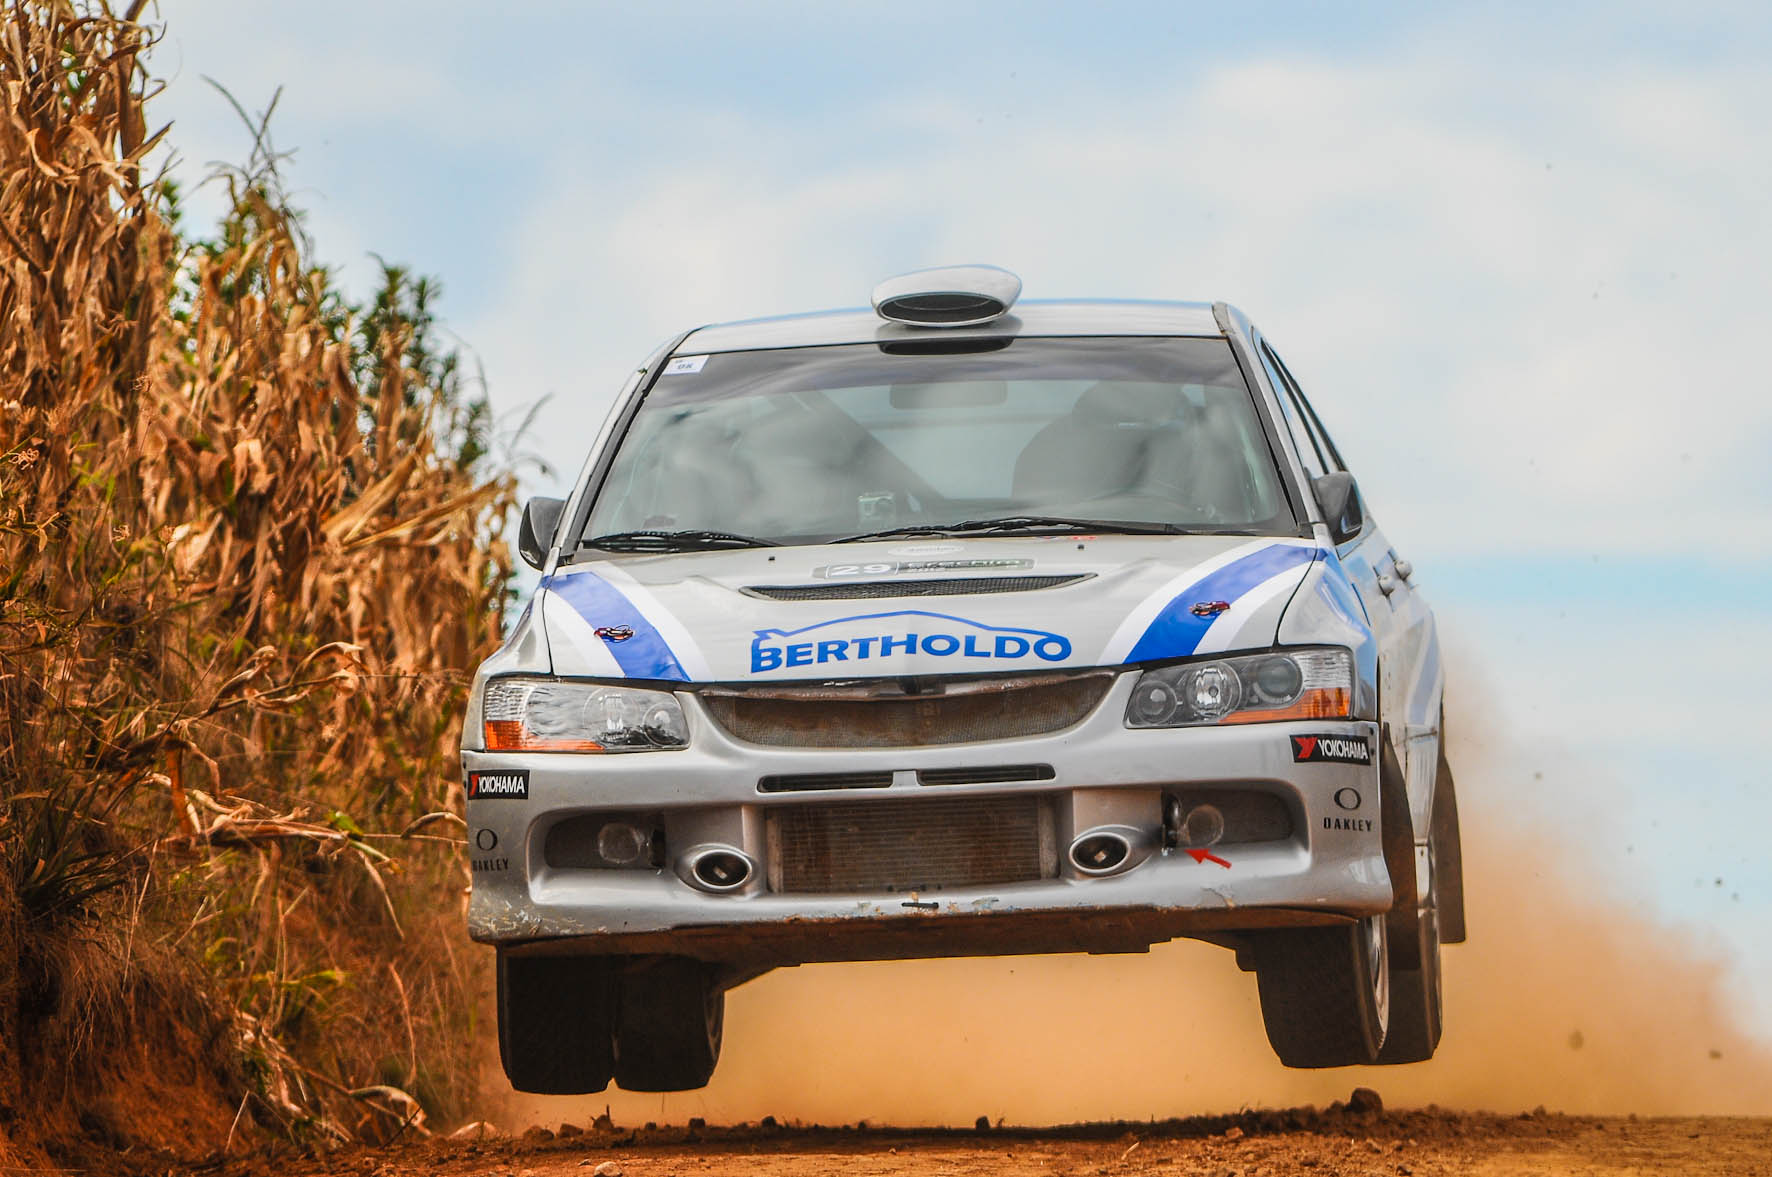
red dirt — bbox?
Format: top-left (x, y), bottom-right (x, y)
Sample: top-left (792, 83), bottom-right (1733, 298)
top-left (137, 1104), bottom-right (1772, 1177)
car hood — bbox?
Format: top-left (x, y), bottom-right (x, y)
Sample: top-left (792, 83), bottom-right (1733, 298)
top-left (538, 535), bottom-right (1321, 683)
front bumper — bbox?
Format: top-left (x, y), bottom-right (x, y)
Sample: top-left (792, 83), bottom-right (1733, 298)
top-left (464, 674), bottom-right (1390, 968)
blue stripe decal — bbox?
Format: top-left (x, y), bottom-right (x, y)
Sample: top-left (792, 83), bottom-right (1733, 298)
top-left (542, 571), bottom-right (689, 681)
top-left (1125, 544), bottom-right (1319, 663)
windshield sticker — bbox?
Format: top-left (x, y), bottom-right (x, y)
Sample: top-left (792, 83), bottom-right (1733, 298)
top-left (663, 354), bottom-right (708, 375)
top-left (812, 558), bottom-right (1034, 579)
top-left (750, 609), bottom-right (1072, 673)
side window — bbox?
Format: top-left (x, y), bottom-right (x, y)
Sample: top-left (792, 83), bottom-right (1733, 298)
top-left (1256, 341), bottom-right (1326, 479)
top-left (1266, 346), bottom-right (1347, 473)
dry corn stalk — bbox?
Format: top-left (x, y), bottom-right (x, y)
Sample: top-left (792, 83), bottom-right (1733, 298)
top-left (2, 0), bottom-right (515, 1142)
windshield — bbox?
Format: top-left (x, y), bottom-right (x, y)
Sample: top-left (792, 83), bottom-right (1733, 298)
top-left (578, 336), bottom-right (1294, 549)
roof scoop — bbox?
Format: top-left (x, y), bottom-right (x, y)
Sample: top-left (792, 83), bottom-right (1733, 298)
top-left (871, 264), bottom-right (1022, 328)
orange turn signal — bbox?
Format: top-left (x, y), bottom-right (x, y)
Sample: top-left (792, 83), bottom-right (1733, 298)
top-left (483, 720), bottom-right (605, 753)
top-left (1219, 687), bottom-right (1351, 725)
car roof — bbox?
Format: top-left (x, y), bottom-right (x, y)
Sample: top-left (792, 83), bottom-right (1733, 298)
top-left (675, 298), bottom-right (1228, 356)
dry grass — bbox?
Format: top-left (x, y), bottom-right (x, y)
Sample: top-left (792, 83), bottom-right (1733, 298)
top-left (1, 0), bottom-right (515, 1153)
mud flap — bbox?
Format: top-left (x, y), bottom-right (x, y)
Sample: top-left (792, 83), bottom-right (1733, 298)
top-left (1432, 744), bottom-right (1466, 944)
top-left (1379, 734), bottom-right (1422, 970)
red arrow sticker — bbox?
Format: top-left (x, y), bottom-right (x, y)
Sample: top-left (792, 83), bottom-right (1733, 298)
top-left (1185, 847), bottom-right (1232, 869)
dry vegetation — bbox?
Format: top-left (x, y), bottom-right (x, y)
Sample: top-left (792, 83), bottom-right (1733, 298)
top-left (1, 0), bottom-right (515, 1160)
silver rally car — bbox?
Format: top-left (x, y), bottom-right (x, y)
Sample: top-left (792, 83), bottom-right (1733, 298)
top-left (463, 265), bottom-right (1465, 1094)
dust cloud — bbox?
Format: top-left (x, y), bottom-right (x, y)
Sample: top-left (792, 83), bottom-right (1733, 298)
top-left (492, 667), bottom-right (1772, 1128)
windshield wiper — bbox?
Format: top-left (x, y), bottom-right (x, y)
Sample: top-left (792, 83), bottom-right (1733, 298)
top-left (580, 529), bottom-right (781, 553)
top-left (835, 516), bottom-right (1187, 543)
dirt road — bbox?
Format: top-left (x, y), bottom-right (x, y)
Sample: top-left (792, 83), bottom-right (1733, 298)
top-left (160, 1101), bottom-right (1771, 1177)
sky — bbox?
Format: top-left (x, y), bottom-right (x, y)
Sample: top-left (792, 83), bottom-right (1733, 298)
top-left (148, 1), bottom-right (1771, 1040)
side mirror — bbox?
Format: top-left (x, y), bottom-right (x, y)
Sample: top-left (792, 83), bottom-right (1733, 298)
top-left (518, 497), bottom-right (567, 570)
top-left (1312, 472), bottom-right (1365, 546)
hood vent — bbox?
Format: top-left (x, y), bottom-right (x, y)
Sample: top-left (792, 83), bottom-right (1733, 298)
top-left (744, 574), bottom-right (1088, 601)
top-left (871, 265), bottom-right (1022, 328)
top-left (758, 770), bottom-right (895, 793)
top-left (917, 764), bottom-right (1056, 787)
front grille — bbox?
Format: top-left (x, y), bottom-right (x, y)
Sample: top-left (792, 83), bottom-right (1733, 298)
top-left (758, 770), bottom-right (894, 793)
top-left (918, 764), bottom-right (1055, 786)
top-left (745, 575), bottom-right (1088, 601)
top-left (700, 671), bottom-right (1112, 748)
top-left (767, 796), bottom-right (1056, 894)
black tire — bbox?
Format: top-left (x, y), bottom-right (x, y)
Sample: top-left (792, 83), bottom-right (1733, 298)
top-left (1377, 899), bottom-right (1443, 1063)
top-left (614, 956), bottom-right (724, 1092)
top-left (496, 951), bottom-right (616, 1094)
top-left (1253, 914), bottom-right (1390, 1068)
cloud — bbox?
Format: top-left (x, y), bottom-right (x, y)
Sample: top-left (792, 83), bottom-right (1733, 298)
top-left (464, 48), bottom-right (1771, 563)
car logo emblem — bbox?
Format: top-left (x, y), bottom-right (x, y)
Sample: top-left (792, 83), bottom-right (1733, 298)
top-left (1190, 600), bottom-right (1231, 617)
top-left (594, 625), bottom-right (635, 643)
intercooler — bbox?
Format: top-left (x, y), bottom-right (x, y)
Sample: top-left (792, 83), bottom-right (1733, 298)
top-left (765, 795), bottom-right (1058, 895)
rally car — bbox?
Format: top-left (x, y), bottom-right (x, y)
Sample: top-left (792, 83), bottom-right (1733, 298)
top-left (462, 265), bottom-right (1465, 1093)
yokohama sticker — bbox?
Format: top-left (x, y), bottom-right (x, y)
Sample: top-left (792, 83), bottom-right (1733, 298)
top-left (1290, 734), bottom-right (1372, 765)
top-left (467, 769), bottom-right (529, 800)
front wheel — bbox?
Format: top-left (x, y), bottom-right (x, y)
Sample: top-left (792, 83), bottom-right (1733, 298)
top-left (496, 951), bottom-right (616, 1094)
top-left (1253, 914), bottom-right (1390, 1067)
top-left (614, 956), bottom-right (724, 1091)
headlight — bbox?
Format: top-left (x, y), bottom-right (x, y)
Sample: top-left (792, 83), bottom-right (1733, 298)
top-left (482, 678), bottom-right (689, 752)
top-left (1124, 648), bottom-right (1352, 728)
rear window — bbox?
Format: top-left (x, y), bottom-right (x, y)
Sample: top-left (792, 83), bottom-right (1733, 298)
top-left (580, 336), bottom-right (1294, 547)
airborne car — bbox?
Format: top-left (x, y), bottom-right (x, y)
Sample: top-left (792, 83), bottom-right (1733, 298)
top-left (463, 266), bottom-right (1464, 1093)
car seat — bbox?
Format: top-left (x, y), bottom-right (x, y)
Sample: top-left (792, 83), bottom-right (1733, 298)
top-left (1011, 382), bottom-right (1191, 508)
